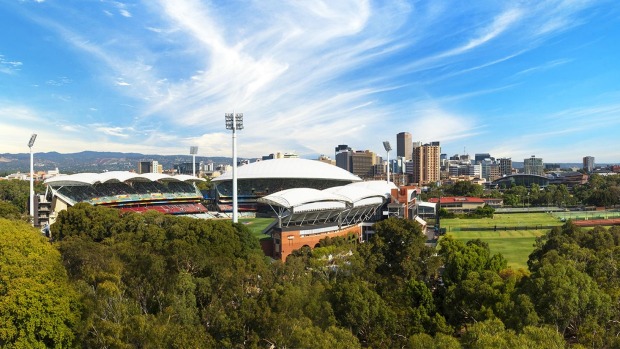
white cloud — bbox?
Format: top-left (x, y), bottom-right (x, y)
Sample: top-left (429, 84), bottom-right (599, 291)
top-left (8, 0), bottom-right (612, 160)
top-left (92, 125), bottom-right (133, 138)
top-left (0, 55), bottom-right (23, 74)
top-left (407, 104), bottom-right (482, 144)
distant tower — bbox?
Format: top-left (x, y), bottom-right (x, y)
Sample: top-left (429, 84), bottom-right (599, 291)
top-left (583, 156), bottom-right (595, 173)
top-left (412, 142), bottom-right (441, 185)
top-left (396, 132), bottom-right (412, 161)
top-left (524, 155), bottom-right (544, 175)
top-left (474, 153), bottom-right (491, 165)
top-left (335, 144), bottom-right (352, 172)
top-left (498, 158), bottom-right (512, 176)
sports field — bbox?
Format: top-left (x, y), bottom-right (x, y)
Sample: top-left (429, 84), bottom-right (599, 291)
top-left (441, 212), bottom-right (561, 230)
top-left (441, 213), bottom-right (561, 270)
top-left (239, 217), bottom-right (276, 239)
top-left (445, 230), bottom-right (546, 270)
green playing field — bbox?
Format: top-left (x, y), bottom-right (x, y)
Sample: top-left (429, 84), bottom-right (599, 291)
top-left (440, 213), bottom-right (560, 270)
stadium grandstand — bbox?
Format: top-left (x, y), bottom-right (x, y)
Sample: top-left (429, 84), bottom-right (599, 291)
top-left (257, 180), bottom-right (401, 260)
top-left (44, 171), bottom-right (208, 223)
top-left (211, 158), bottom-right (362, 212)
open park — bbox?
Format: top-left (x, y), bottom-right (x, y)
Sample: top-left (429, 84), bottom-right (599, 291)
top-left (238, 211), bottom-right (620, 269)
top-left (440, 213), bottom-right (563, 269)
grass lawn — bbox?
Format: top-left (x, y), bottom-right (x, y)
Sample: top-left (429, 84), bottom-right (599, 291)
top-left (446, 230), bottom-right (546, 270)
top-left (238, 217), bottom-right (276, 239)
top-left (441, 212), bottom-right (561, 231)
top-left (440, 213), bottom-right (561, 270)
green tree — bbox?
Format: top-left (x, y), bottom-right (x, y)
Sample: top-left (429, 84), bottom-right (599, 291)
top-left (522, 257), bottom-right (611, 338)
top-left (0, 218), bottom-right (80, 348)
top-left (0, 200), bottom-right (26, 221)
top-left (447, 181), bottom-right (484, 197)
top-left (361, 217), bottom-right (439, 284)
top-left (438, 237), bottom-right (507, 286)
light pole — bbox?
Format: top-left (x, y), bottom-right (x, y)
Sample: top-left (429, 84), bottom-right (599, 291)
top-left (28, 134), bottom-right (37, 225)
top-left (383, 141), bottom-right (391, 184)
top-left (225, 113), bottom-right (243, 223)
top-left (190, 146), bottom-right (198, 177)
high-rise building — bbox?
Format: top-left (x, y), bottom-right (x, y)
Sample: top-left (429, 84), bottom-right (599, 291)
top-left (174, 162), bottom-right (199, 175)
top-left (498, 158), bottom-right (512, 176)
top-left (138, 160), bottom-right (161, 174)
top-left (412, 142), bottom-right (441, 185)
top-left (397, 132), bottom-right (413, 161)
top-left (351, 150), bottom-right (377, 179)
top-left (583, 156), bottom-right (595, 173)
top-left (335, 145), bottom-right (352, 172)
top-left (474, 153), bottom-right (491, 164)
top-left (524, 156), bottom-right (544, 175)
top-left (481, 159), bottom-right (500, 181)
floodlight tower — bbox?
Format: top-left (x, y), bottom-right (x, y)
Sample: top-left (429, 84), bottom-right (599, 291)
top-left (225, 113), bottom-right (243, 223)
top-left (28, 134), bottom-right (37, 225)
top-left (190, 146), bottom-right (198, 177)
top-left (383, 141), bottom-right (392, 184)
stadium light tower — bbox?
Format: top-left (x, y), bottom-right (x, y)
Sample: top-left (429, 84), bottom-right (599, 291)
top-left (28, 134), bottom-right (37, 225)
top-left (225, 113), bottom-right (243, 223)
top-left (383, 141), bottom-right (391, 184)
top-left (190, 146), bottom-right (198, 177)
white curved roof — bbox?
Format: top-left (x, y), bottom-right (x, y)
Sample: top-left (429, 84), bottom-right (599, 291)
top-left (324, 185), bottom-right (386, 208)
top-left (258, 181), bottom-right (391, 212)
top-left (343, 180), bottom-right (398, 197)
top-left (211, 158), bottom-right (361, 182)
top-left (259, 188), bottom-right (348, 211)
top-left (45, 171), bottom-right (205, 186)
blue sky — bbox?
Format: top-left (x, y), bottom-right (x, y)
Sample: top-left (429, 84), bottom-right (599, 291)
top-left (1, 0), bottom-right (619, 163)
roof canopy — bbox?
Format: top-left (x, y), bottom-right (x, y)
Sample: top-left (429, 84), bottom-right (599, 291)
top-left (257, 188), bottom-right (348, 213)
top-left (212, 158), bottom-right (362, 183)
top-left (258, 180), bottom-right (394, 212)
top-left (45, 171), bottom-right (205, 186)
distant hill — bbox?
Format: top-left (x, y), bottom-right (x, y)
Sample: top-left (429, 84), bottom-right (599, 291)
top-left (0, 151), bottom-right (234, 174)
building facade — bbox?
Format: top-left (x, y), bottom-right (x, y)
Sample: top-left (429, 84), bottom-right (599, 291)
top-left (498, 158), bottom-right (512, 176)
top-left (397, 132), bottom-right (413, 161)
top-left (335, 144), bottom-right (352, 172)
top-left (351, 150), bottom-right (378, 179)
top-left (583, 156), bottom-right (595, 173)
top-left (412, 142), bottom-right (441, 185)
top-left (523, 156), bottom-right (544, 175)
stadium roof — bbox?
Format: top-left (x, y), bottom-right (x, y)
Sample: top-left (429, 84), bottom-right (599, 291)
top-left (258, 180), bottom-right (394, 213)
top-left (211, 158), bottom-right (362, 182)
top-left (44, 171), bottom-right (205, 186)
top-left (258, 188), bottom-right (348, 213)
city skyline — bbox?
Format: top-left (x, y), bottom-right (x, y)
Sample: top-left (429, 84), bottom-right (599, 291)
top-left (1, 1), bottom-right (620, 162)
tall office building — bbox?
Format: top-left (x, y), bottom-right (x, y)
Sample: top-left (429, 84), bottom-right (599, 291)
top-left (498, 158), bottom-right (512, 176)
top-left (138, 160), bottom-right (161, 174)
top-left (396, 132), bottom-right (413, 161)
top-left (524, 156), bottom-right (544, 175)
top-left (351, 150), bottom-right (377, 179)
top-left (412, 142), bottom-right (441, 185)
top-left (481, 159), bottom-right (500, 181)
top-left (335, 144), bottom-right (352, 172)
top-left (583, 156), bottom-right (595, 173)
top-left (474, 153), bottom-right (491, 164)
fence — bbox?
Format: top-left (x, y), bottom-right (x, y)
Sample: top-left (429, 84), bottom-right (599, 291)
top-left (447, 225), bottom-right (558, 232)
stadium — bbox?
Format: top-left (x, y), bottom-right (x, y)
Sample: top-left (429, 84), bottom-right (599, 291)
top-left (258, 180), bottom-right (400, 260)
top-left (42, 159), bottom-right (423, 261)
top-left (44, 171), bottom-right (208, 224)
top-left (211, 158), bottom-right (363, 212)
